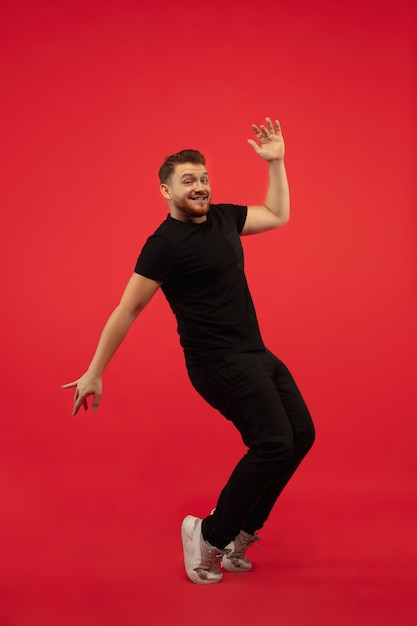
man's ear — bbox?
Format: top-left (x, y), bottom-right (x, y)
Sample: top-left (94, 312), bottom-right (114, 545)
top-left (160, 183), bottom-right (171, 200)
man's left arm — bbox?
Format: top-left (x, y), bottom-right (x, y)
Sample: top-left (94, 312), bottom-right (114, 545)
top-left (241, 118), bottom-right (290, 236)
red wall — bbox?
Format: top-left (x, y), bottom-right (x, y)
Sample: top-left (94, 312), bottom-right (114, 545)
top-left (1, 0), bottom-right (416, 619)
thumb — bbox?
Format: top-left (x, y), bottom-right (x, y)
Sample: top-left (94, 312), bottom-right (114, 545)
top-left (62, 381), bottom-right (77, 389)
top-left (247, 139), bottom-right (260, 153)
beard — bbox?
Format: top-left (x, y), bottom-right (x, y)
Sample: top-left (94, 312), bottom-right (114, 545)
top-left (172, 194), bottom-right (211, 219)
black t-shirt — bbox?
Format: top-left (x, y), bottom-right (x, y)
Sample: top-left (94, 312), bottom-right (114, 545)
top-left (134, 203), bottom-right (264, 365)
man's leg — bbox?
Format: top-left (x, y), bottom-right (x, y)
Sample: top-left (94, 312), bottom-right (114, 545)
top-left (188, 350), bottom-right (314, 549)
top-left (239, 350), bottom-right (315, 535)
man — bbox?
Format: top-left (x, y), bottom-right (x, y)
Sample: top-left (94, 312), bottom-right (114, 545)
top-left (63, 117), bottom-right (315, 585)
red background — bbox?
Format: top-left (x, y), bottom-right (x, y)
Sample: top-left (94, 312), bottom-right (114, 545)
top-left (1, 1), bottom-right (416, 624)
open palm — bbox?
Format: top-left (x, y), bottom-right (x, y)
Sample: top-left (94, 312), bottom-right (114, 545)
top-left (248, 117), bottom-right (285, 162)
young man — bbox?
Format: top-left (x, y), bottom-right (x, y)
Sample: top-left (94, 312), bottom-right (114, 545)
top-left (63, 117), bottom-right (315, 585)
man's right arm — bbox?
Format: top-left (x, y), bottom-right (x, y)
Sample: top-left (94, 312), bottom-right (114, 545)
top-left (62, 273), bottom-right (161, 415)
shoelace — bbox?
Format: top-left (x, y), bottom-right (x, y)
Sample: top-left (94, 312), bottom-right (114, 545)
top-left (206, 549), bottom-right (224, 567)
top-left (196, 544), bottom-right (230, 575)
top-left (230, 532), bottom-right (261, 559)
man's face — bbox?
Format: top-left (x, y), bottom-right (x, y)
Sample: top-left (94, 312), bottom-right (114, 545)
top-left (161, 162), bottom-right (211, 221)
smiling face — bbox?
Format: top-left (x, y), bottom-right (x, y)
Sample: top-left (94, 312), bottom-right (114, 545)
top-left (160, 162), bottom-right (211, 222)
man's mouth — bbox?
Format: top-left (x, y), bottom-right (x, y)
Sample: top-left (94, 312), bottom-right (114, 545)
top-left (190, 196), bottom-right (207, 202)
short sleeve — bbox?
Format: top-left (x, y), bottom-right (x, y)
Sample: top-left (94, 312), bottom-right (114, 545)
top-left (235, 205), bottom-right (248, 233)
top-left (217, 204), bottom-right (247, 233)
top-left (134, 235), bottom-right (176, 283)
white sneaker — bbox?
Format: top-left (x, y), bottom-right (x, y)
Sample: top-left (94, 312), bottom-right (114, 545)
top-left (222, 530), bottom-right (261, 573)
top-left (181, 515), bottom-right (230, 584)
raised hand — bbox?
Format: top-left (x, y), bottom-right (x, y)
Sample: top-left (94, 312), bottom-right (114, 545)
top-left (62, 373), bottom-right (103, 416)
top-left (247, 117), bottom-right (285, 162)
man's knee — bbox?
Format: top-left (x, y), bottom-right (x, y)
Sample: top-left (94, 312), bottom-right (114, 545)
top-left (297, 420), bottom-right (316, 455)
top-left (250, 434), bottom-right (294, 466)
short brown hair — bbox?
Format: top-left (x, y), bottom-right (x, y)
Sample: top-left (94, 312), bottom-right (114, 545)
top-left (158, 149), bottom-right (206, 183)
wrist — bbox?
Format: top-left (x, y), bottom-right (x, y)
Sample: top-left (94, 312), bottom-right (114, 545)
top-left (86, 365), bottom-right (104, 379)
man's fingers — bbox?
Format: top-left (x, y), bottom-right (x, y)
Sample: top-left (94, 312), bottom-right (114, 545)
top-left (72, 393), bottom-right (100, 414)
top-left (251, 124), bottom-right (261, 137)
top-left (266, 117), bottom-right (274, 133)
top-left (72, 394), bottom-right (86, 416)
top-left (251, 118), bottom-right (281, 140)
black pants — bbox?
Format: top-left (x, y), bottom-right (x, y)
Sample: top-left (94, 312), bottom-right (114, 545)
top-left (187, 349), bottom-right (315, 549)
